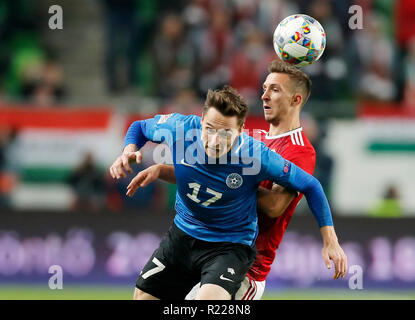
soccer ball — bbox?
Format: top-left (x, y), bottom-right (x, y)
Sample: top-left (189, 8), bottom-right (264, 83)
top-left (273, 14), bottom-right (326, 67)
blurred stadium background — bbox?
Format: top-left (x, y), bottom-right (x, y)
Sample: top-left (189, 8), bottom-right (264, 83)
top-left (0, 0), bottom-right (414, 300)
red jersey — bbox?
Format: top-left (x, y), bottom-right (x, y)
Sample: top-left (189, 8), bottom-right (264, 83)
top-left (247, 127), bottom-right (316, 281)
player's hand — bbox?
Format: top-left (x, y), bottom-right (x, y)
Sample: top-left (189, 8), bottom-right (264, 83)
top-left (126, 165), bottom-right (161, 197)
top-left (322, 242), bottom-right (348, 280)
top-left (109, 151), bottom-right (143, 179)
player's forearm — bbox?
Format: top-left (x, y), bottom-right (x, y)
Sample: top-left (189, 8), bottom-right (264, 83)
top-left (124, 120), bottom-right (150, 150)
top-left (123, 143), bottom-right (138, 153)
top-left (257, 187), bottom-right (293, 218)
top-left (287, 165), bottom-right (333, 227)
top-left (320, 225), bottom-right (339, 245)
top-left (302, 179), bottom-right (333, 227)
top-left (265, 152), bottom-right (333, 226)
top-left (257, 188), bottom-right (279, 217)
top-left (157, 164), bottom-right (177, 184)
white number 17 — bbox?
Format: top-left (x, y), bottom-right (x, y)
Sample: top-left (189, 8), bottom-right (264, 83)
top-left (186, 182), bottom-right (222, 206)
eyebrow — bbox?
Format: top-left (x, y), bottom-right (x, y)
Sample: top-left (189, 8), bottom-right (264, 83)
top-left (206, 122), bottom-right (233, 132)
top-left (263, 83), bottom-right (281, 90)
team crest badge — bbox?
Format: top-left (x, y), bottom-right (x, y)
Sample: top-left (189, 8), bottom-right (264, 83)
top-left (226, 173), bottom-right (243, 189)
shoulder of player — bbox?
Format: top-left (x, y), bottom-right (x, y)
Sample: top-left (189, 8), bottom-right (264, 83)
top-left (287, 134), bottom-right (315, 152)
top-left (172, 113), bottom-right (201, 123)
top-left (243, 132), bottom-right (265, 146)
top-left (238, 132), bottom-right (267, 158)
top-left (267, 130), bottom-right (316, 159)
top-left (279, 129), bottom-right (315, 152)
top-left (286, 144), bottom-right (316, 162)
top-left (260, 128), bottom-right (303, 144)
top-left (261, 128), bottom-right (312, 149)
top-left (283, 142), bottom-right (316, 165)
top-left (238, 131), bottom-right (314, 157)
top-left (183, 113), bottom-right (202, 128)
top-left (156, 113), bottom-right (201, 128)
top-left (285, 138), bottom-right (316, 172)
top-left (284, 128), bottom-right (307, 147)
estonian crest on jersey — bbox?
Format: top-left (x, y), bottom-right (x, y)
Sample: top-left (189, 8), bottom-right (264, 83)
top-left (226, 173), bottom-right (243, 189)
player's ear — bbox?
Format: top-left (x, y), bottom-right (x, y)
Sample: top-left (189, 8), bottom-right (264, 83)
top-left (291, 93), bottom-right (302, 108)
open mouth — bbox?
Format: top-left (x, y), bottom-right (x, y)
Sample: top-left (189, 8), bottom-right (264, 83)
top-left (264, 105), bottom-right (271, 111)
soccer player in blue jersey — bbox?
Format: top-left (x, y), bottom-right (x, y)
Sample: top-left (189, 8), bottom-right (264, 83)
top-left (109, 86), bottom-right (334, 300)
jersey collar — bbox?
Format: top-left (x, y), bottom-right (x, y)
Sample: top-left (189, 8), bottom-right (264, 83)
top-left (265, 127), bottom-right (303, 140)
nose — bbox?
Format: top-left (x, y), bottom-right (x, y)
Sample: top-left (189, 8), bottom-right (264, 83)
top-left (261, 90), bottom-right (269, 102)
top-left (208, 132), bottom-right (220, 147)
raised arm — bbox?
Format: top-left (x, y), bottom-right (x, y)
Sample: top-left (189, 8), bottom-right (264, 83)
top-left (109, 113), bottom-right (186, 180)
top-left (267, 158), bottom-right (334, 228)
top-left (126, 164), bottom-right (176, 197)
top-left (157, 164), bottom-right (176, 184)
top-left (261, 146), bottom-right (347, 278)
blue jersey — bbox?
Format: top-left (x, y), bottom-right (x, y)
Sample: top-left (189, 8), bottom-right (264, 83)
top-left (124, 113), bottom-right (333, 247)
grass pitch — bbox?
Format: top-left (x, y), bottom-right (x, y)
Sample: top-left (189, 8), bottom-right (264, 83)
top-left (0, 285), bottom-right (413, 300)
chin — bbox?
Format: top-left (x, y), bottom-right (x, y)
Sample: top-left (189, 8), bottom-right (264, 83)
top-left (264, 114), bottom-right (273, 122)
top-left (205, 149), bottom-right (217, 158)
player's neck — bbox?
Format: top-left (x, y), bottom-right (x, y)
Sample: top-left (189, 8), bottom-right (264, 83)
top-left (268, 116), bottom-right (301, 136)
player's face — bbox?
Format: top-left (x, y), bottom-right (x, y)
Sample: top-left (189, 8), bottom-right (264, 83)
top-left (261, 73), bottom-right (295, 123)
top-left (201, 107), bottom-right (242, 158)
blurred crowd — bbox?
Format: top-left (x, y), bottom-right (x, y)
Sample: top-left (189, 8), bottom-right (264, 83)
top-left (0, 0), bottom-right (411, 215)
top-left (0, 0), bottom-right (66, 106)
top-left (104, 0), bottom-right (415, 112)
top-left (0, 0), bottom-right (414, 109)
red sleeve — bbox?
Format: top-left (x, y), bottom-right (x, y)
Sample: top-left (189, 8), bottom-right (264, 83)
top-left (259, 146), bottom-right (316, 189)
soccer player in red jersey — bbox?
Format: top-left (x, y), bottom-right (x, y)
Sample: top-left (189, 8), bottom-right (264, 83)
top-left (126, 60), bottom-right (347, 300)
top-left (239, 60), bottom-right (322, 299)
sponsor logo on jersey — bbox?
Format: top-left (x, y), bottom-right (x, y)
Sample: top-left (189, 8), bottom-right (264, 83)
top-left (226, 173), bottom-right (243, 189)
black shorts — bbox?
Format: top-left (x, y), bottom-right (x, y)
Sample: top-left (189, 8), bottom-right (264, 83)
top-left (135, 223), bottom-right (256, 300)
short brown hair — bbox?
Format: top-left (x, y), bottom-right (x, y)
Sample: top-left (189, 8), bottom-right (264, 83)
top-left (268, 60), bottom-right (312, 106)
top-left (203, 85), bottom-right (248, 127)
